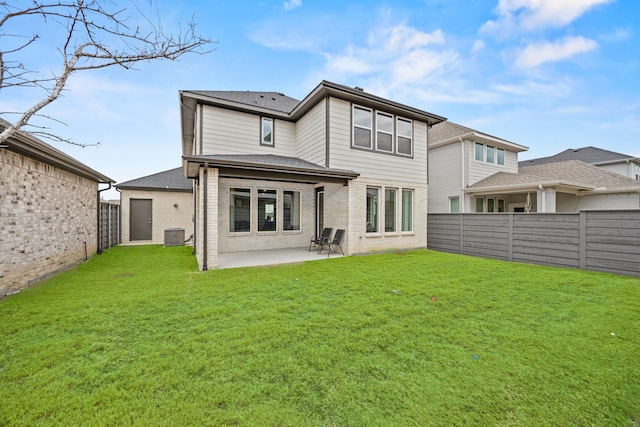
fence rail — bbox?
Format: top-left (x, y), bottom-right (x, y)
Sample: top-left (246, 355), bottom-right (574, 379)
top-left (427, 210), bottom-right (640, 277)
top-left (99, 201), bottom-right (120, 252)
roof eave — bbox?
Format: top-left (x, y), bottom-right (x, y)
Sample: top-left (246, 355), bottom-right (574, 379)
top-left (431, 132), bottom-right (528, 152)
top-left (464, 180), bottom-right (594, 194)
top-left (1, 128), bottom-right (114, 184)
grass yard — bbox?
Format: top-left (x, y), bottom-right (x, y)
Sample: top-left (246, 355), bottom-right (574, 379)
top-left (1, 246), bottom-right (639, 426)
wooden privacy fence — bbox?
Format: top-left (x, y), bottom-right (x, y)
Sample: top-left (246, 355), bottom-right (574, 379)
top-left (427, 210), bottom-right (640, 278)
top-left (99, 201), bottom-right (120, 253)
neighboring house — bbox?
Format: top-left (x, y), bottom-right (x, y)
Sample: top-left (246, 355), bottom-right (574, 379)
top-left (428, 121), bottom-right (528, 213)
top-left (466, 160), bottom-right (640, 212)
top-left (519, 146), bottom-right (640, 181)
top-left (0, 119), bottom-right (114, 295)
top-left (116, 167), bottom-right (194, 245)
top-left (180, 80), bottom-right (446, 270)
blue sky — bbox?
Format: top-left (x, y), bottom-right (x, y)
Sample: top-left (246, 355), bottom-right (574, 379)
top-left (3, 0), bottom-right (639, 199)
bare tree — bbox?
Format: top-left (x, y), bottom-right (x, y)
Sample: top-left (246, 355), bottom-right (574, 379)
top-left (0, 0), bottom-right (212, 146)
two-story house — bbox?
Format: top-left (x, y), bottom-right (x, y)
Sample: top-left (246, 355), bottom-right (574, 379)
top-left (429, 122), bottom-right (640, 213)
top-left (427, 121), bottom-right (529, 213)
top-left (180, 81), bottom-right (446, 270)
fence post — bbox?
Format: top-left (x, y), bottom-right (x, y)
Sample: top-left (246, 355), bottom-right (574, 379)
top-left (508, 213), bottom-right (514, 262)
top-left (579, 210), bottom-right (587, 270)
top-left (459, 214), bottom-right (464, 254)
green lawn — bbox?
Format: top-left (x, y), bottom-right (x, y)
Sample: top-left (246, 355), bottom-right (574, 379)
top-left (1, 246), bottom-right (639, 426)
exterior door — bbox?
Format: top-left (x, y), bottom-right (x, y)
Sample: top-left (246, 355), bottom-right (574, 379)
top-left (130, 199), bottom-right (152, 241)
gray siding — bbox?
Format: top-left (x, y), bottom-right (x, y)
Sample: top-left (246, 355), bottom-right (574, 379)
top-left (428, 210), bottom-right (640, 277)
top-left (428, 142), bottom-right (463, 212)
top-left (328, 98), bottom-right (429, 184)
top-left (295, 99), bottom-right (326, 166)
top-left (201, 105), bottom-right (296, 156)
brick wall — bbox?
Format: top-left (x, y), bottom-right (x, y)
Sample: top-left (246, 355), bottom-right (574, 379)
top-left (1, 150), bottom-right (98, 295)
top-left (120, 189), bottom-right (194, 245)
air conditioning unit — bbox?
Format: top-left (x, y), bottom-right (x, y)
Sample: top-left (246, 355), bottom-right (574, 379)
top-left (164, 228), bottom-right (185, 246)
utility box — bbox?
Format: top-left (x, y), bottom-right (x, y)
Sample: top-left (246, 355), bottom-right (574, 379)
top-left (164, 228), bottom-right (185, 246)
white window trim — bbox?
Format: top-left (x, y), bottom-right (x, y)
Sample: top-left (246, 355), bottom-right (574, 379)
top-left (376, 111), bottom-right (394, 153)
top-left (261, 117), bottom-right (274, 146)
top-left (353, 105), bottom-right (373, 150)
top-left (396, 117), bottom-right (413, 157)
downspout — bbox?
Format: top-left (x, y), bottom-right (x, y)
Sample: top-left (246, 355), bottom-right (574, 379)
top-left (97, 182), bottom-right (112, 255)
top-left (202, 163), bottom-right (208, 271)
top-left (192, 178), bottom-right (197, 255)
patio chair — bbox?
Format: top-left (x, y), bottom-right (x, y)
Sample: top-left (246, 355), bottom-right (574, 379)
top-left (309, 227), bottom-right (332, 252)
top-left (322, 228), bottom-right (345, 257)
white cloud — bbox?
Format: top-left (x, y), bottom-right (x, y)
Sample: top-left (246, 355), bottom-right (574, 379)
top-left (600, 28), bottom-right (633, 42)
top-left (283, 0), bottom-right (301, 11)
top-left (472, 39), bottom-right (486, 53)
top-left (321, 24), bottom-right (457, 92)
top-left (515, 36), bottom-right (598, 68)
top-left (482, 0), bottom-right (613, 35)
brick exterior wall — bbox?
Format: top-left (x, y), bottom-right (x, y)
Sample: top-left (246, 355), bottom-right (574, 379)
top-left (120, 189), bottom-right (194, 245)
top-left (1, 150), bottom-right (98, 295)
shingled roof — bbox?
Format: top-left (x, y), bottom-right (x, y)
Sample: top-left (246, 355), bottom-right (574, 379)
top-left (185, 91), bottom-right (301, 114)
top-left (519, 146), bottom-right (639, 167)
top-left (116, 167), bottom-right (192, 192)
top-left (429, 120), bottom-right (527, 151)
top-left (467, 160), bottom-right (640, 193)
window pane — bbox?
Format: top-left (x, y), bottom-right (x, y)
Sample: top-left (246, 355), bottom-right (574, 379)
top-left (366, 188), bottom-right (379, 233)
top-left (475, 142), bottom-right (483, 161)
top-left (486, 146), bottom-right (495, 163)
top-left (354, 106), bottom-right (372, 127)
top-left (488, 198), bottom-right (495, 212)
top-left (230, 188), bottom-right (250, 232)
top-left (475, 197), bottom-right (484, 212)
top-left (283, 191), bottom-right (300, 231)
top-left (498, 198), bottom-right (505, 212)
top-left (385, 188), bottom-right (396, 232)
top-left (497, 148), bottom-right (505, 165)
top-left (377, 112), bottom-right (393, 132)
top-left (377, 132), bottom-right (393, 151)
top-left (262, 118), bottom-right (273, 145)
top-left (450, 197), bottom-right (459, 213)
top-left (258, 189), bottom-right (277, 231)
top-left (397, 137), bottom-right (412, 155)
top-left (402, 190), bottom-right (413, 232)
top-left (354, 127), bottom-right (371, 148)
top-left (397, 118), bottom-right (412, 155)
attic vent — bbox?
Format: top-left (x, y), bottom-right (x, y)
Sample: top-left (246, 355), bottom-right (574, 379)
top-left (354, 86), bottom-right (364, 91)
top-left (272, 97), bottom-right (276, 100)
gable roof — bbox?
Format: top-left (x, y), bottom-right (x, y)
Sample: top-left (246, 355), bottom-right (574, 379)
top-left (182, 153), bottom-right (359, 184)
top-left (184, 91), bottom-right (300, 114)
top-left (116, 167), bottom-right (192, 192)
top-left (180, 80), bottom-right (448, 157)
top-left (466, 160), bottom-right (640, 195)
top-left (519, 146), bottom-right (640, 167)
top-left (0, 118), bottom-right (113, 183)
top-left (429, 121), bottom-right (528, 152)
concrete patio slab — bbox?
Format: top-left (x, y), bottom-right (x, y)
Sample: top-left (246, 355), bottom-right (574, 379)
top-left (218, 246), bottom-right (343, 269)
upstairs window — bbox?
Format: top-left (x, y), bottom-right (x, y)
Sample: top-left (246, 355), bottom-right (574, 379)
top-left (497, 148), bottom-right (505, 165)
top-left (353, 106), bottom-right (373, 149)
top-left (486, 145), bottom-right (495, 163)
top-left (376, 112), bottom-right (393, 152)
top-left (449, 196), bottom-right (460, 213)
top-left (475, 142), bottom-right (484, 161)
top-left (261, 117), bottom-right (273, 146)
top-left (396, 118), bottom-right (413, 156)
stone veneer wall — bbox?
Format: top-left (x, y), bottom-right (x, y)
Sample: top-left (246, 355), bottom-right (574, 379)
top-left (0, 150), bottom-right (98, 295)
